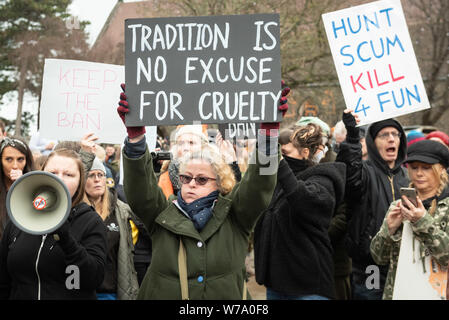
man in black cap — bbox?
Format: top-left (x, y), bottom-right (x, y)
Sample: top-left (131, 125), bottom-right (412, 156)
top-left (336, 110), bottom-right (409, 300)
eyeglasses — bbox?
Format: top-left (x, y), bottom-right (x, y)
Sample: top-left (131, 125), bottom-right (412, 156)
top-left (87, 172), bottom-right (106, 179)
top-left (377, 132), bottom-right (401, 140)
top-left (179, 174), bottom-right (216, 186)
top-left (0, 137), bottom-right (28, 153)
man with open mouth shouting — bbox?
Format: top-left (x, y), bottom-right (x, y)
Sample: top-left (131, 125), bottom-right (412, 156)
top-left (336, 110), bottom-right (409, 300)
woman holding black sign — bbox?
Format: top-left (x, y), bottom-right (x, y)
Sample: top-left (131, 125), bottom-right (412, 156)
top-left (116, 82), bottom-right (288, 299)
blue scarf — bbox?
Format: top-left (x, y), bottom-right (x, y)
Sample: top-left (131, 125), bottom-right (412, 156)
top-left (177, 190), bottom-right (219, 231)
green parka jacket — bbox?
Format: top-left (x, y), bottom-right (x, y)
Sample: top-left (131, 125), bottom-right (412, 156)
top-left (123, 148), bottom-right (277, 300)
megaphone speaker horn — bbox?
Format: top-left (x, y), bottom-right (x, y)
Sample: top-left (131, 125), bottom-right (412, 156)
top-left (6, 171), bottom-right (72, 235)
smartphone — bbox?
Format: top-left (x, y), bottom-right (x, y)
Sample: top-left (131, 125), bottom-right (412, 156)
top-left (400, 187), bottom-right (418, 207)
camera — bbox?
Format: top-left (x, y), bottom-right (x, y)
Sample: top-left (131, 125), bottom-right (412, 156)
top-left (151, 151), bottom-right (172, 161)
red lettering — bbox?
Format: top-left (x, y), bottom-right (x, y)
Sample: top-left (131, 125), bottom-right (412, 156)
top-left (87, 70), bottom-right (100, 89)
top-left (389, 64), bottom-right (405, 82)
top-left (57, 112), bottom-right (70, 127)
top-left (86, 93), bottom-right (99, 111)
top-left (351, 73), bottom-right (366, 93)
top-left (86, 113), bottom-right (101, 130)
top-left (103, 70), bottom-right (117, 89)
top-left (59, 67), bottom-right (71, 86)
top-left (374, 69), bottom-right (389, 87)
top-left (71, 113), bottom-right (84, 128)
top-left (72, 69), bottom-right (87, 88)
top-left (367, 71), bottom-right (373, 89)
top-left (76, 93), bottom-right (86, 110)
top-left (61, 92), bottom-right (75, 109)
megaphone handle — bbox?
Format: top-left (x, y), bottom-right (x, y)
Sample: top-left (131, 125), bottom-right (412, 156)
top-left (51, 220), bottom-right (73, 249)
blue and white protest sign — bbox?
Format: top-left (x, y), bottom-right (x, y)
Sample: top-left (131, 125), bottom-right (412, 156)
top-left (322, 0), bottom-right (430, 126)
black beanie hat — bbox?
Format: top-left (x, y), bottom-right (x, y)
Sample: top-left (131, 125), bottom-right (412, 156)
top-left (369, 119), bottom-right (402, 139)
top-left (405, 140), bottom-right (449, 168)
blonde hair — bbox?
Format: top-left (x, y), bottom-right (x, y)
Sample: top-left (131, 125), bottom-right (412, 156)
top-left (83, 183), bottom-right (111, 220)
top-left (290, 123), bottom-right (324, 163)
top-left (179, 144), bottom-right (236, 195)
top-left (408, 163), bottom-right (449, 215)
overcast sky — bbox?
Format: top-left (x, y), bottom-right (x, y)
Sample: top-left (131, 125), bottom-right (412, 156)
top-left (68, 0), bottom-right (120, 45)
top-left (1, 0), bottom-right (139, 131)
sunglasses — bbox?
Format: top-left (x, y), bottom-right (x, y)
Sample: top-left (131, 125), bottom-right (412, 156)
top-left (179, 174), bottom-right (216, 186)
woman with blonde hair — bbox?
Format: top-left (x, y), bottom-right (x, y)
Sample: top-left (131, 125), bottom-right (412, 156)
top-left (83, 157), bottom-right (143, 300)
top-left (117, 80), bottom-right (288, 299)
top-left (371, 139), bottom-right (449, 300)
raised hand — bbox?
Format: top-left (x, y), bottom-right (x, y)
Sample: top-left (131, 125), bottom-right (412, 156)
top-left (80, 132), bottom-right (99, 154)
top-left (117, 83), bottom-right (146, 140)
top-left (342, 109), bottom-right (361, 140)
top-left (260, 80), bottom-right (290, 136)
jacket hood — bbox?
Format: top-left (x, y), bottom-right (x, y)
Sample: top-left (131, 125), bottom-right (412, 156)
top-left (366, 118), bottom-right (407, 174)
top-left (296, 161), bottom-right (346, 206)
top-left (70, 202), bottom-right (96, 220)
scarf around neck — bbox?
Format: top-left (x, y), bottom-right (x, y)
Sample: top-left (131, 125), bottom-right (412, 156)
top-left (284, 155), bottom-right (309, 174)
top-left (177, 190), bottom-right (219, 231)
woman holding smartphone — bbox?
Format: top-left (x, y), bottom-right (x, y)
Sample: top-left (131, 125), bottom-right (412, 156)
top-left (370, 139), bottom-right (449, 300)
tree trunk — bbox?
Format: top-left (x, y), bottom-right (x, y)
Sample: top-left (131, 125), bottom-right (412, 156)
top-left (14, 61), bottom-right (27, 136)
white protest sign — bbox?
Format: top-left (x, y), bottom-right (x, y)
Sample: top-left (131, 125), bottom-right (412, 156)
top-left (322, 0), bottom-right (430, 126)
top-left (39, 59), bottom-right (127, 144)
top-left (393, 221), bottom-right (447, 300)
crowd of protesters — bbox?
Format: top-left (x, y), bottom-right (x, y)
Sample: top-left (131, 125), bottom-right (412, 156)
top-left (0, 77), bottom-right (449, 301)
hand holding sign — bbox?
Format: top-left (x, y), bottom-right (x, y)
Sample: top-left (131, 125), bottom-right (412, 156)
top-left (117, 83), bottom-right (146, 140)
top-left (260, 80), bottom-right (290, 136)
top-left (342, 109), bottom-right (361, 142)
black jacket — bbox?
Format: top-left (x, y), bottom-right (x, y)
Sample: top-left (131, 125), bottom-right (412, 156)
top-left (254, 159), bottom-right (346, 299)
top-left (336, 119), bottom-right (409, 282)
top-left (0, 202), bottom-right (107, 300)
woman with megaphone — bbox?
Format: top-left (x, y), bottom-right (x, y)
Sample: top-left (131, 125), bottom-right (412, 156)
top-left (0, 148), bottom-right (107, 300)
top-left (0, 136), bottom-right (35, 241)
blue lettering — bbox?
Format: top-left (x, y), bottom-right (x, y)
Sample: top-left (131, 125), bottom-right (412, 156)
top-left (354, 97), bottom-right (370, 117)
top-left (332, 19), bottom-right (347, 39)
top-left (377, 91), bottom-right (390, 112)
top-left (406, 85), bottom-right (421, 105)
top-left (364, 12), bottom-right (380, 31)
top-left (357, 41), bottom-right (371, 63)
top-left (379, 8), bottom-right (394, 27)
top-left (386, 35), bottom-right (405, 55)
top-left (370, 38), bottom-right (385, 59)
top-left (341, 45), bottom-right (355, 66)
top-left (348, 15), bottom-right (362, 34)
top-left (392, 88), bottom-right (405, 108)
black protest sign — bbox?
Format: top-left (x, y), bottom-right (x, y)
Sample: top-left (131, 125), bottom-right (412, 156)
top-left (124, 14), bottom-right (281, 126)
top-left (218, 122), bottom-right (260, 140)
